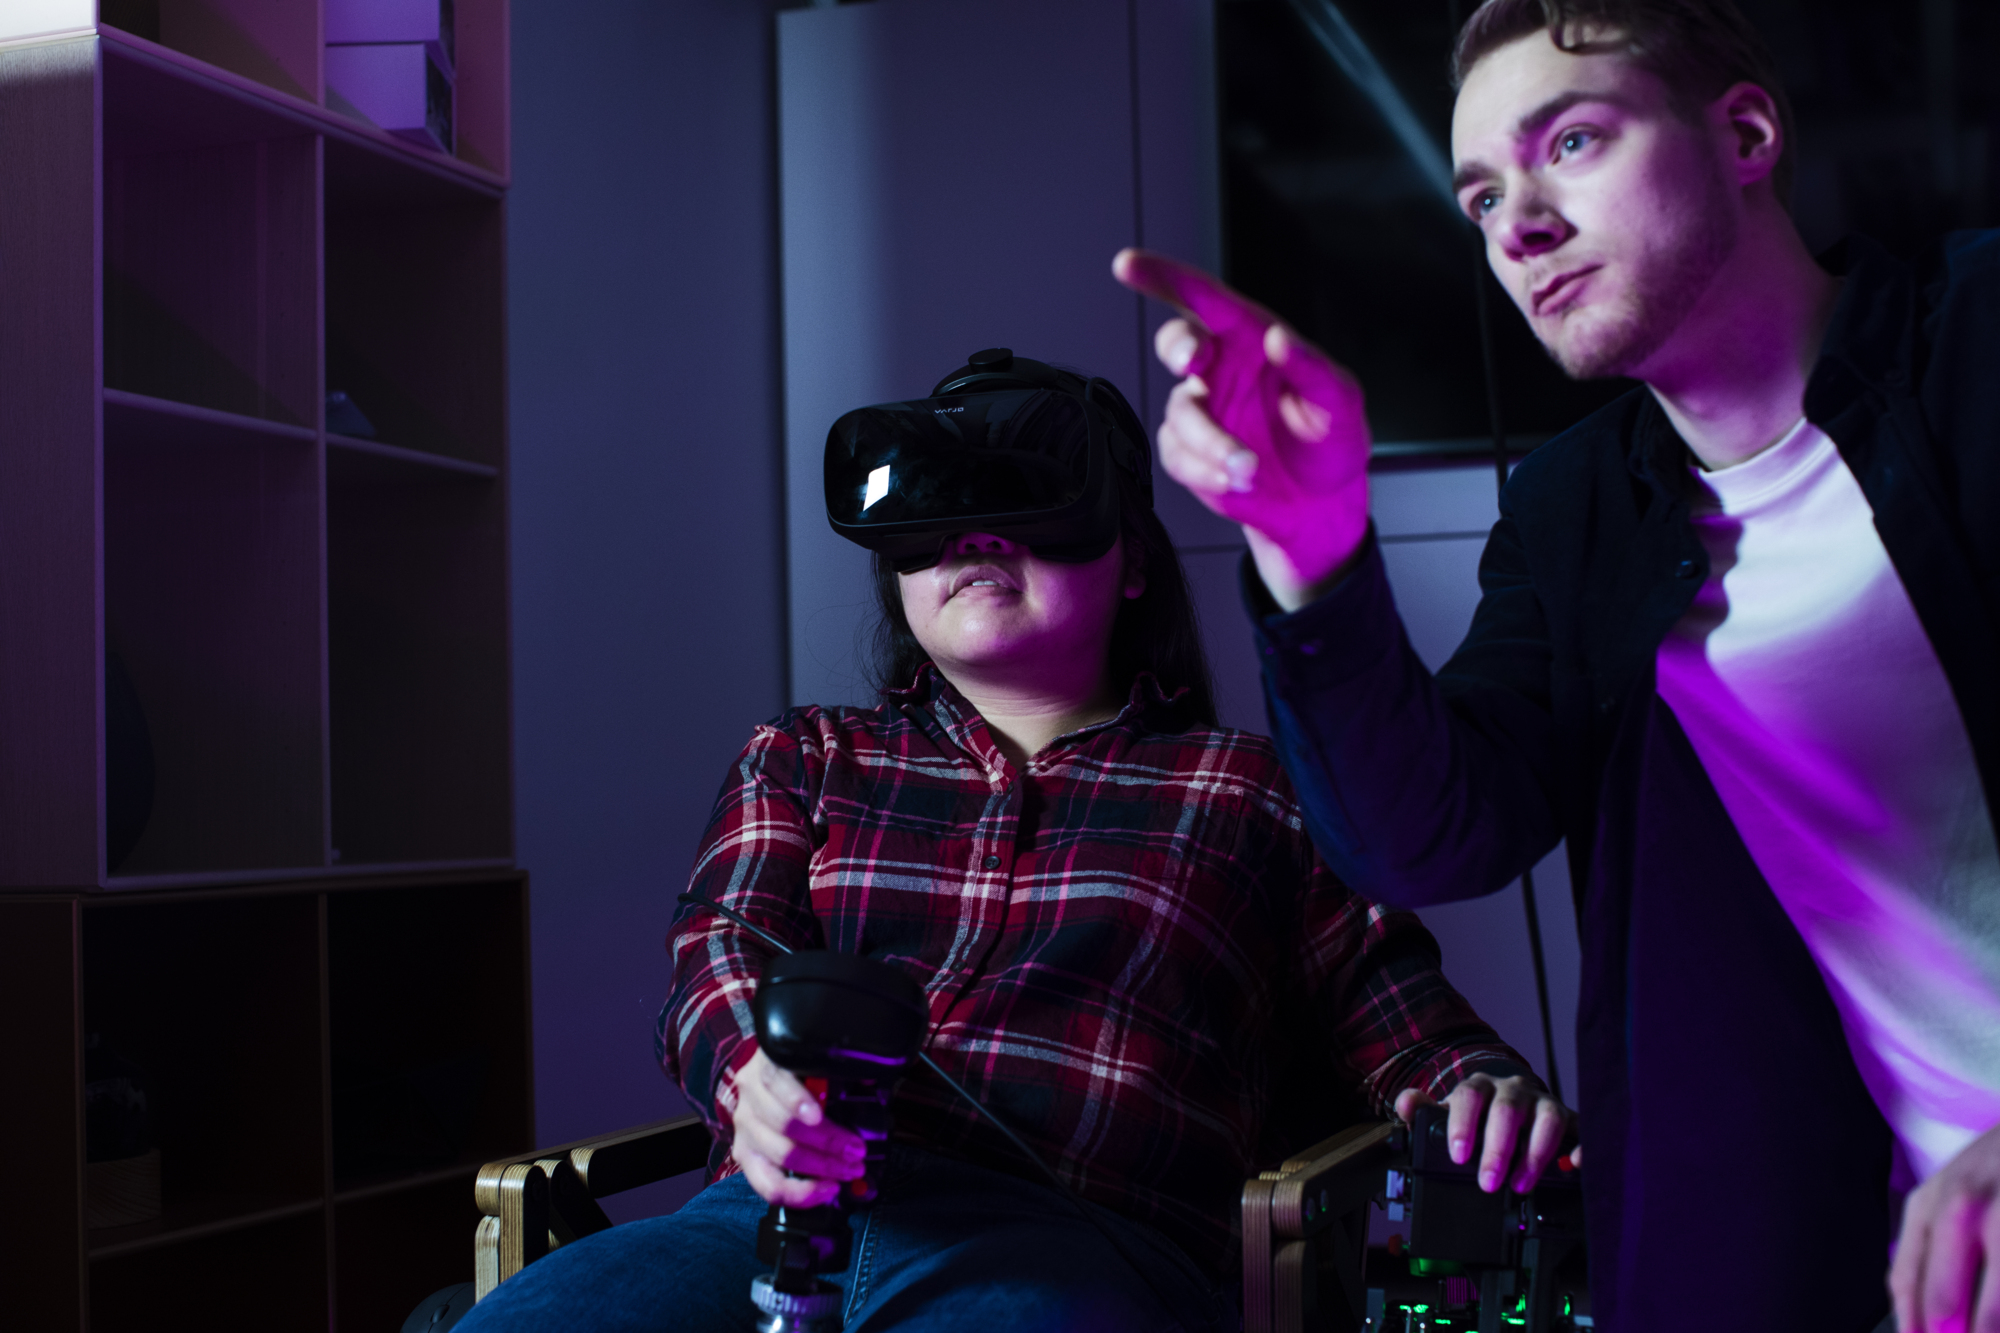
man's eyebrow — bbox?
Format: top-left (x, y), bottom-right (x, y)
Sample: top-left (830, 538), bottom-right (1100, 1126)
top-left (1514, 88), bottom-right (1637, 141)
top-left (1451, 160), bottom-right (1495, 196)
top-left (1452, 89), bottom-right (1639, 196)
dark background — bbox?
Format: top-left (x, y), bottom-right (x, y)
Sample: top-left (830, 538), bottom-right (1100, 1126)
top-left (1218, 0), bottom-right (2000, 444)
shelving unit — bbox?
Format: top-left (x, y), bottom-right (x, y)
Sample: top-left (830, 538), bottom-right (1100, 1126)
top-left (0, 4), bottom-right (526, 1328)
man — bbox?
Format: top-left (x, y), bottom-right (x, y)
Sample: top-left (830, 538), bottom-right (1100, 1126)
top-left (1115, 1), bottom-right (2000, 1329)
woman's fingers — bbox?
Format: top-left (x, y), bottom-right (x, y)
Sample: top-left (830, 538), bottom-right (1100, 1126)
top-left (1514, 1097), bottom-right (1571, 1194)
top-left (1473, 1086), bottom-right (1527, 1192)
top-left (1443, 1077), bottom-right (1494, 1168)
top-left (737, 1144), bottom-right (842, 1209)
top-left (734, 1106), bottom-right (864, 1184)
top-left (734, 1050), bottom-right (865, 1183)
top-left (1393, 1086), bottom-right (1436, 1123)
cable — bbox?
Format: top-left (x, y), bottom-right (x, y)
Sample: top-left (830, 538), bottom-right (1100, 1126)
top-left (674, 892), bottom-right (1179, 1314)
top-left (1470, 236), bottom-right (1565, 1105)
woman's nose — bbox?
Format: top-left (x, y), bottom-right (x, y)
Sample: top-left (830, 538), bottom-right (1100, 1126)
top-left (950, 532), bottom-right (1016, 556)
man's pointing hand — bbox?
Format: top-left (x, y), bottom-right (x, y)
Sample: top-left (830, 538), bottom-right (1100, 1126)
top-left (1112, 247), bottom-right (1374, 610)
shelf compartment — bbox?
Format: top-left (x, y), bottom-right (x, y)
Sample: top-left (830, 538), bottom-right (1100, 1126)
top-left (89, 1209), bottom-right (329, 1333)
top-left (104, 130), bottom-right (319, 427)
top-left (327, 880), bottom-right (531, 1188)
top-left (99, 0), bottom-right (320, 104)
top-left (335, 1174), bottom-right (482, 1331)
top-left (104, 420), bottom-right (324, 876)
top-left (81, 895), bottom-right (326, 1238)
top-left (324, 192), bottom-right (504, 467)
top-left (328, 455), bottom-right (509, 865)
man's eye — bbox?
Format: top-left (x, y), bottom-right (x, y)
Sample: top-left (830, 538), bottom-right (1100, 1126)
top-left (1471, 191), bottom-right (1499, 219)
top-left (1558, 129), bottom-right (1595, 156)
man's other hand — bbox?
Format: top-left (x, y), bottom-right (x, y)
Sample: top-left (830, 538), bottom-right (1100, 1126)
top-left (1890, 1122), bottom-right (2000, 1332)
top-left (731, 1047), bottom-right (867, 1209)
top-left (1111, 248), bottom-right (1372, 611)
top-left (1395, 1074), bottom-right (1573, 1195)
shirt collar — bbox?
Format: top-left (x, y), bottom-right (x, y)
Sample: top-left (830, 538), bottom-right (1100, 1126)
top-left (882, 663), bottom-right (1197, 744)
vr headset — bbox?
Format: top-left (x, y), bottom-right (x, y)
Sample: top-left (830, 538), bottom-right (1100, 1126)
top-left (823, 348), bottom-right (1153, 573)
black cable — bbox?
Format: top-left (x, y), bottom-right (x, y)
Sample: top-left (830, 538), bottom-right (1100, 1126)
top-left (1470, 239), bottom-right (1565, 1105)
top-left (674, 893), bottom-right (1177, 1312)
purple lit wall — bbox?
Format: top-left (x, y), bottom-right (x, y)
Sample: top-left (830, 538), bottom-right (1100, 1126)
top-left (509, 0), bottom-right (786, 1219)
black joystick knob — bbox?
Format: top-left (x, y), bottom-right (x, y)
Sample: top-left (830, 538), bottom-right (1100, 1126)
top-left (966, 347), bottom-right (1012, 368)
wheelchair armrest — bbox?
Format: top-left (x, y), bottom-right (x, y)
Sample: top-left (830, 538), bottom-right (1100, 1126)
top-left (474, 1113), bottom-right (713, 1299)
top-left (1241, 1120), bottom-right (1397, 1333)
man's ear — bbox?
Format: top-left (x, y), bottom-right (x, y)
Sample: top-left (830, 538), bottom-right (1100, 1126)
top-left (1714, 80), bottom-right (1783, 188)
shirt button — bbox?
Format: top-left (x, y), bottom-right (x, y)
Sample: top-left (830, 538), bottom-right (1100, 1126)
top-left (1675, 559), bottom-right (1701, 579)
top-left (1298, 639), bottom-right (1321, 656)
top-left (983, 854), bottom-right (1002, 870)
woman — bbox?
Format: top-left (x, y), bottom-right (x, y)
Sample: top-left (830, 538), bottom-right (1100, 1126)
top-left (462, 361), bottom-right (1564, 1333)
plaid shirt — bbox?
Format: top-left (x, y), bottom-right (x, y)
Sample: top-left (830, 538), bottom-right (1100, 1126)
top-left (660, 668), bottom-right (1529, 1274)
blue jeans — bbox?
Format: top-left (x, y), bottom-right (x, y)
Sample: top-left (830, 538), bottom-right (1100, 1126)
top-left (456, 1144), bottom-right (1238, 1332)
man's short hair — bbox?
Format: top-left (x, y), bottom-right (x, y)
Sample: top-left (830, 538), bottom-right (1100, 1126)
top-left (1451, 0), bottom-right (1796, 204)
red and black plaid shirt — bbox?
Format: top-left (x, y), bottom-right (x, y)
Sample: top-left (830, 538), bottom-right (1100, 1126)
top-left (660, 668), bottom-right (1528, 1274)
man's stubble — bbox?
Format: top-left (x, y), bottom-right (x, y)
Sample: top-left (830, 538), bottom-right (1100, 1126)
top-left (1543, 154), bottom-right (1740, 382)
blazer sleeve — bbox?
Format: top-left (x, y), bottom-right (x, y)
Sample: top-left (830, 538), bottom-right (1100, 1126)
top-left (1249, 517), bottom-right (1565, 907)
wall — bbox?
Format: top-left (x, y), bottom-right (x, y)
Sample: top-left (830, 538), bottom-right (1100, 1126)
top-left (509, 0), bottom-right (787, 1218)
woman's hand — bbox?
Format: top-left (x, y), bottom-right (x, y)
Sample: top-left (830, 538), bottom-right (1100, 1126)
top-left (1395, 1073), bottom-right (1574, 1195)
top-left (730, 1047), bottom-right (867, 1208)
top-left (1112, 247), bottom-right (1373, 611)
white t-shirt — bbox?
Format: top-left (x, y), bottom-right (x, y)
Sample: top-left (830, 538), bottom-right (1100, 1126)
top-left (1654, 417), bottom-right (2000, 1188)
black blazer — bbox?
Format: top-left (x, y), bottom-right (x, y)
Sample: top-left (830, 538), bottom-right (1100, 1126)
top-left (1248, 230), bottom-right (2000, 1332)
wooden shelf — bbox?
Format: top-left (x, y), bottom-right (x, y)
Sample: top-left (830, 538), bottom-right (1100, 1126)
top-left (104, 389), bottom-right (316, 448)
top-left (98, 24), bottom-right (507, 195)
top-left (87, 1194), bottom-right (325, 1261)
top-left (89, 1209), bottom-right (331, 1333)
top-left (0, 875), bottom-right (534, 1328)
top-left (1, 5), bottom-right (521, 1327)
top-left (106, 857), bottom-right (515, 893)
top-left (329, 432), bottom-right (500, 480)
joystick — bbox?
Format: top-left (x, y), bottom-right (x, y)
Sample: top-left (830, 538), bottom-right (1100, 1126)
top-left (747, 951), bottom-right (928, 1333)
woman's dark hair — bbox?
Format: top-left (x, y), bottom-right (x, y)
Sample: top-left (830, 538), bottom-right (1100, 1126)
top-left (865, 466), bottom-right (1219, 727)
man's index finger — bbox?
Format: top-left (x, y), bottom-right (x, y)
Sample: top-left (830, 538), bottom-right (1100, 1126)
top-left (1113, 248), bottom-right (1268, 337)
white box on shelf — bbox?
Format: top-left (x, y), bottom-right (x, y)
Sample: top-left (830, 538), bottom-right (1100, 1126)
top-left (325, 43), bottom-right (455, 155)
top-left (326, 0), bottom-right (455, 72)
